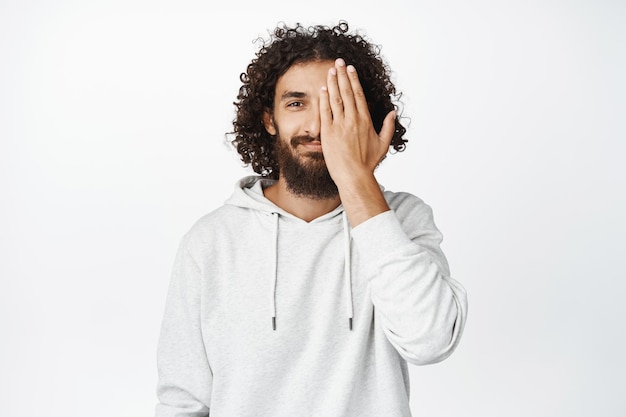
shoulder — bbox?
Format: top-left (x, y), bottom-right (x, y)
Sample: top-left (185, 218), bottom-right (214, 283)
top-left (380, 188), bottom-right (444, 242)
top-left (189, 204), bottom-right (241, 232)
top-left (178, 204), bottom-right (246, 252)
top-left (382, 188), bottom-right (433, 220)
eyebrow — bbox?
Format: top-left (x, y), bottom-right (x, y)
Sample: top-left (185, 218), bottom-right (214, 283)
top-left (279, 91), bottom-right (307, 101)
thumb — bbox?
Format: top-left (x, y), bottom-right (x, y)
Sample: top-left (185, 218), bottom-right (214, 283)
top-left (378, 110), bottom-right (396, 148)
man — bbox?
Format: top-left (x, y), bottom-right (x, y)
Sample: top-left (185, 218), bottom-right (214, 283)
top-left (156, 22), bottom-right (467, 417)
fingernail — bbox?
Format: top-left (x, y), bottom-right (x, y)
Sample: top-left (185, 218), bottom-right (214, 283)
top-left (347, 65), bottom-right (355, 73)
top-left (330, 68), bottom-right (337, 76)
top-left (336, 58), bottom-right (345, 67)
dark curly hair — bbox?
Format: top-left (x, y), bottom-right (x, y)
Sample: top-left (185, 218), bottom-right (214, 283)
top-left (231, 21), bottom-right (407, 179)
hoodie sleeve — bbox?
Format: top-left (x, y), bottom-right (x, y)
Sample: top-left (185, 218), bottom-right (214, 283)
top-left (155, 236), bottom-right (212, 417)
top-left (350, 194), bottom-right (468, 365)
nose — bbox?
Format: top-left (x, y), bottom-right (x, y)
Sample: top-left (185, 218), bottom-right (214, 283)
top-left (305, 106), bottom-right (321, 139)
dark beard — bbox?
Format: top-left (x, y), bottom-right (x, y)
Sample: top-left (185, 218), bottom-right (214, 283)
top-left (274, 132), bottom-right (339, 200)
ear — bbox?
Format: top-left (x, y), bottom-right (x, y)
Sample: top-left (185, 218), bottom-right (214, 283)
top-left (262, 110), bottom-right (277, 136)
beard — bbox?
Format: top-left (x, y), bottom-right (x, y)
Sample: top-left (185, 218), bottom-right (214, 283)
top-left (274, 131), bottom-right (339, 200)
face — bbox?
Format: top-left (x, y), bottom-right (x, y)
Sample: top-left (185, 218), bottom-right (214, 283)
top-left (263, 60), bottom-right (339, 199)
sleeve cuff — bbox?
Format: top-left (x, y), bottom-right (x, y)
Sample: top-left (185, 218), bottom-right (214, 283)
top-left (350, 210), bottom-right (414, 263)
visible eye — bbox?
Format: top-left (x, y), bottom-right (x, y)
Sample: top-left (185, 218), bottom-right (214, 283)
top-left (286, 101), bottom-right (304, 108)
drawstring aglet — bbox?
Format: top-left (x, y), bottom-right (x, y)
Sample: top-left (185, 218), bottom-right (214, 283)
top-left (349, 318), bottom-right (353, 331)
top-left (272, 316), bottom-right (276, 331)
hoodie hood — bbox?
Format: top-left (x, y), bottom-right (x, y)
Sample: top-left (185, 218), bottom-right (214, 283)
top-left (224, 176), bottom-right (279, 214)
top-left (225, 175), bottom-right (347, 222)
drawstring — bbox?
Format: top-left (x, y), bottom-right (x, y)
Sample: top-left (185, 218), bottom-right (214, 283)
top-left (342, 212), bottom-right (354, 330)
top-left (269, 211), bottom-right (354, 331)
top-left (270, 212), bottom-right (279, 330)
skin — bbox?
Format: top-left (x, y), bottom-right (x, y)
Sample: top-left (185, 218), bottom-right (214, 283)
top-left (263, 58), bottom-right (396, 227)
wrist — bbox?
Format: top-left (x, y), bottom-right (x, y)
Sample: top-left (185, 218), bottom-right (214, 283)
top-left (336, 173), bottom-right (389, 227)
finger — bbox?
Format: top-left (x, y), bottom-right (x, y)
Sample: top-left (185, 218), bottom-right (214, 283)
top-left (346, 65), bottom-right (370, 117)
top-left (319, 86), bottom-right (333, 128)
top-left (378, 110), bottom-right (396, 148)
top-left (335, 58), bottom-right (357, 118)
top-left (326, 65), bottom-right (344, 120)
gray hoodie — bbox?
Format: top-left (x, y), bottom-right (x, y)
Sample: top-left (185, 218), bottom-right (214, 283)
top-left (156, 176), bottom-right (468, 417)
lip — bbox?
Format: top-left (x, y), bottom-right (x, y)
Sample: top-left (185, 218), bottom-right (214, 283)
top-left (300, 141), bottom-right (322, 150)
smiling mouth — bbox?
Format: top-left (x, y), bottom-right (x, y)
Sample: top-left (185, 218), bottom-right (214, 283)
top-left (290, 135), bottom-right (321, 147)
top-left (299, 141), bottom-right (322, 151)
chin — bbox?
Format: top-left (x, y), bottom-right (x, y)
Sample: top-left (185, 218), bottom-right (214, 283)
top-left (300, 151), bottom-right (325, 161)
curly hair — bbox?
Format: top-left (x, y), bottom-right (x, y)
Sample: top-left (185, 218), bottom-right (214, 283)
top-left (231, 21), bottom-right (407, 179)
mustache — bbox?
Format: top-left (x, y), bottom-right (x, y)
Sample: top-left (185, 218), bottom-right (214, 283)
top-left (290, 135), bottom-right (321, 148)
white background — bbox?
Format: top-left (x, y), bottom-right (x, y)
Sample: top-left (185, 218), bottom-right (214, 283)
top-left (1, 0), bottom-right (625, 415)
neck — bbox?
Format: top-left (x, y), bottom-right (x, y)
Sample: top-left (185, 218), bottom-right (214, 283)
top-left (263, 177), bottom-right (341, 222)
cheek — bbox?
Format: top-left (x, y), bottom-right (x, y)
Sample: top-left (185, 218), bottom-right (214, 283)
top-left (273, 113), bottom-right (304, 136)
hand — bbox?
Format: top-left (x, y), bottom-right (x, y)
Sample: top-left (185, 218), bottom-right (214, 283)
top-left (319, 58), bottom-right (396, 187)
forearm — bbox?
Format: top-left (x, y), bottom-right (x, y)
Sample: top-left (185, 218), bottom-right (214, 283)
top-left (351, 207), bottom-right (468, 365)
